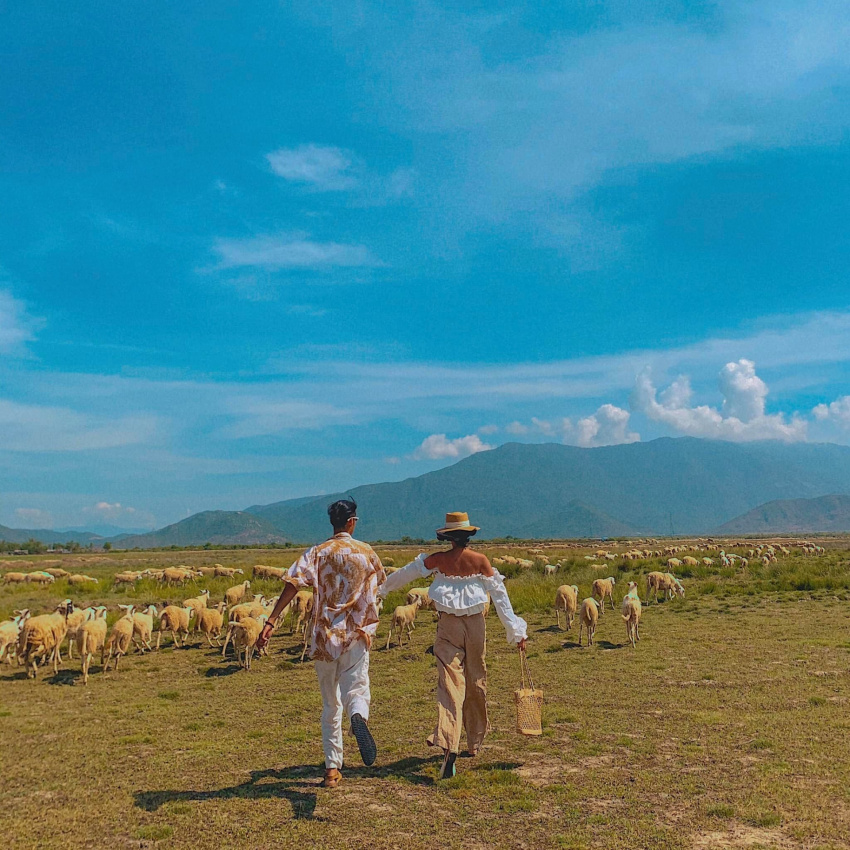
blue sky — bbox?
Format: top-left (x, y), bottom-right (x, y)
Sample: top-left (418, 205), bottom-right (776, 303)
top-left (2, 0), bottom-right (850, 530)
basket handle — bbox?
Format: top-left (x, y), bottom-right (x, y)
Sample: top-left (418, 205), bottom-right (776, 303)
top-left (519, 646), bottom-right (535, 691)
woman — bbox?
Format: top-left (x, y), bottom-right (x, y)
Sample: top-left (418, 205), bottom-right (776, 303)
top-left (379, 511), bottom-right (527, 779)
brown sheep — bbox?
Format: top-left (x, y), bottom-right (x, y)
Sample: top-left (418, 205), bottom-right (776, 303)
top-left (156, 605), bottom-right (194, 649)
top-left (102, 605), bottom-right (136, 672)
top-left (222, 615), bottom-right (267, 669)
top-left (197, 603), bottom-right (227, 647)
top-left (18, 602), bottom-right (74, 678)
top-left (554, 584), bottom-right (579, 631)
top-left (591, 577), bottom-right (616, 614)
top-left (224, 580), bottom-right (251, 606)
top-left (76, 608), bottom-right (108, 685)
top-left (578, 598), bottom-right (599, 647)
top-left (3, 572), bottom-right (27, 584)
top-left (385, 598), bottom-right (422, 649)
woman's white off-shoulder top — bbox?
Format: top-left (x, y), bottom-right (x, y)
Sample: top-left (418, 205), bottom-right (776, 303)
top-left (379, 554), bottom-right (528, 644)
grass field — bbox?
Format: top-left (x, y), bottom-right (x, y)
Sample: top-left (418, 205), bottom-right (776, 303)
top-left (2, 544), bottom-right (850, 849)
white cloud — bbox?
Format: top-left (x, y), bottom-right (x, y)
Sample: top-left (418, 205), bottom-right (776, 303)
top-left (83, 501), bottom-right (137, 520)
top-left (477, 424), bottom-right (499, 435)
top-left (573, 404), bottom-right (640, 448)
top-left (212, 232), bottom-right (377, 271)
top-left (813, 396), bottom-right (850, 429)
top-left (413, 433), bottom-right (493, 460)
top-left (266, 144), bottom-right (356, 191)
top-left (631, 359), bottom-right (807, 442)
top-left (14, 507), bottom-right (53, 528)
top-left (0, 289), bottom-right (37, 354)
top-left (505, 421), bottom-right (529, 435)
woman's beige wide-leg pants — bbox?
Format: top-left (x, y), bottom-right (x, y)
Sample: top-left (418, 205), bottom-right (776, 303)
top-left (427, 611), bottom-right (488, 755)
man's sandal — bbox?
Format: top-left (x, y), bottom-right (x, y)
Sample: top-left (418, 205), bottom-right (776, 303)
top-left (350, 713), bottom-right (377, 766)
top-left (438, 751), bottom-right (457, 780)
top-left (321, 768), bottom-right (342, 788)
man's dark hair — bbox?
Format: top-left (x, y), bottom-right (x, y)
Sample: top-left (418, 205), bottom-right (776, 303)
top-left (328, 498), bottom-right (358, 530)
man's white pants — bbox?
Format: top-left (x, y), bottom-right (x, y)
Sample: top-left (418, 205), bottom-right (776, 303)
top-left (315, 639), bottom-right (371, 769)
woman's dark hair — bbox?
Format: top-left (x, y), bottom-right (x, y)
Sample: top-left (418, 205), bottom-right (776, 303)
top-left (328, 498), bottom-right (358, 530)
top-left (437, 528), bottom-right (477, 547)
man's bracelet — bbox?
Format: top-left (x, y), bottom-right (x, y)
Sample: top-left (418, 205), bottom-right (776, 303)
top-left (266, 620), bottom-right (276, 629)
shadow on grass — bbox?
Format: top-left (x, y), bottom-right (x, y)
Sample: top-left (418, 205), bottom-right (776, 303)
top-left (133, 756), bottom-right (461, 819)
top-left (536, 624), bottom-right (564, 634)
top-left (47, 669), bottom-right (79, 686)
top-left (204, 664), bottom-right (242, 677)
top-left (596, 640), bottom-right (626, 650)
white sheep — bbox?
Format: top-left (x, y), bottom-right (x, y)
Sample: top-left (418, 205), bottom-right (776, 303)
top-left (622, 592), bottom-right (642, 648)
top-left (197, 603), bottom-right (227, 647)
top-left (0, 610), bottom-right (29, 665)
top-left (18, 602), bottom-right (74, 679)
top-left (223, 615), bottom-right (268, 670)
top-left (156, 605), bottom-right (194, 649)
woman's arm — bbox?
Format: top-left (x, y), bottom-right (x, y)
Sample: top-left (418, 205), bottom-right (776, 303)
top-left (483, 572), bottom-right (528, 645)
top-left (377, 554), bottom-right (432, 597)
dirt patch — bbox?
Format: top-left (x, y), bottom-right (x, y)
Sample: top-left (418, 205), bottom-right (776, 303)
top-left (516, 758), bottom-right (578, 786)
top-left (691, 825), bottom-right (793, 849)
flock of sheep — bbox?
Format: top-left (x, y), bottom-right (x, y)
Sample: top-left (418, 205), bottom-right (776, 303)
top-left (0, 539), bottom-right (827, 683)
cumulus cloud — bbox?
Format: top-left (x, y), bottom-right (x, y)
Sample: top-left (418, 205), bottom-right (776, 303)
top-left (573, 404), bottom-right (640, 448)
top-left (505, 421), bottom-right (529, 435)
top-left (413, 433), bottom-right (493, 460)
top-left (212, 232), bottom-right (377, 271)
top-left (527, 405), bottom-right (639, 448)
top-left (632, 359), bottom-right (807, 442)
top-left (266, 144), bottom-right (356, 190)
top-left (813, 396), bottom-right (850, 429)
top-left (14, 507), bottom-right (53, 528)
top-left (83, 502), bottom-right (137, 519)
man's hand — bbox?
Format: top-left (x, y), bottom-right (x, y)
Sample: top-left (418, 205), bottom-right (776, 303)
top-left (517, 637), bottom-right (528, 652)
top-left (257, 622), bottom-right (275, 651)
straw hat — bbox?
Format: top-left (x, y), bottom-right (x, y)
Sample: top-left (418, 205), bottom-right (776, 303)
top-left (436, 511), bottom-right (480, 535)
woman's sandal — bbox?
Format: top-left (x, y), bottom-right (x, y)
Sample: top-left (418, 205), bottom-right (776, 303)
top-left (321, 768), bottom-right (343, 788)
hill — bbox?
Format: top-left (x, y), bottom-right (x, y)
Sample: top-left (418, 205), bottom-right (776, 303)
top-left (244, 437), bottom-right (850, 541)
top-left (113, 511), bottom-right (288, 549)
top-left (716, 494), bottom-right (850, 534)
top-left (0, 524), bottom-right (102, 546)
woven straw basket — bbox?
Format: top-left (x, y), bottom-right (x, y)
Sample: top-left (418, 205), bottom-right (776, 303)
top-left (514, 648), bottom-right (543, 736)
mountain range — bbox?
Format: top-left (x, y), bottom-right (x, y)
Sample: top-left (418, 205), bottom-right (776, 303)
top-left (4, 438), bottom-right (850, 547)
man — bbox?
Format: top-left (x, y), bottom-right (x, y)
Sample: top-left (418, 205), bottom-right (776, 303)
top-left (257, 499), bottom-right (385, 788)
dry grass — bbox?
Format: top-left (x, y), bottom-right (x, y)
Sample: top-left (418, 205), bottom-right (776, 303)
top-left (2, 545), bottom-right (850, 849)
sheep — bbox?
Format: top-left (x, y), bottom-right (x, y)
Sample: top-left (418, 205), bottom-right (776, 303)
top-left (25, 571), bottom-right (55, 585)
top-left (76, 607), bottom-right (108, 685)
top-left (102, 605), bottom-right (137, 672)
top-left (517, 559), bottom-right (534, 570)
top-left (554, 584), bottom-right (579, 631)
top-left (68, 574), bottom-right (98, 586)
top-left (682, 556), bottom-right (698, 567)
top-left (156, 605), bottom-right (194, 649)
top-left (253, 565), bottom-right (287, 580)
top-left (44, 568), bottom-right (70, 579)
top-left (289, 589), bottom-right (314, 635)
top-left (63, 603), bottom-right (100, 660)
top-left (222, 614), bottom-right (268, 669)
top-left (196, 566), bottom-right (218, 577)
top-left (702, 557), bottom-right (715, 566)
top-left (622, 583), bottom-right (642, 648)
top-left (666, 558), bottom-right (682, 570)
top-left (382, 557), bottom-right (395, 567)
top-left (113, 571), bottom-right (143, 587)
top-left (385, 598), bottom-right (423, 649)
top-left (0, 610), bottom-right (30, 665)
top-left (543, 563), bottom-right (558, 576)
top-left (405, 587), bottom-right (434, 611)
top-left (3, 572), bottom-right (27, 584)
top-left (182, 590), bottom-right (211, 633)
top-left (664, 573), bottom-right (685, 599)
top-left (132, 605), bottom-right (159, 652)
top-left (645, 571), bottom-right (670, 604)
top-left (225, 580), bottom-right (251, 606)
top-left (162, 567), bottom-right (193, 586)
top-left (17, 601), bottom-right (74, 679)
top-left (591, 577), bottom-right (616, 614)
top-left (214, 566), bottom-right (244, 578)
top-left (197, 603), bottom-right (227, 647)
top-left (577, 598), bottom-right (599, 647)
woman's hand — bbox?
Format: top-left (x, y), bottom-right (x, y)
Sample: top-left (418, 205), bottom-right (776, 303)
top-left (517, 637), bottom-right (527, 652)
top-left (257, 622), bottom-right (275, 651)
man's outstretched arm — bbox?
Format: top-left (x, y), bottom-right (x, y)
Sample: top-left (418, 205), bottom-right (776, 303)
top-left (257, 581), bottom-right (299, 649)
